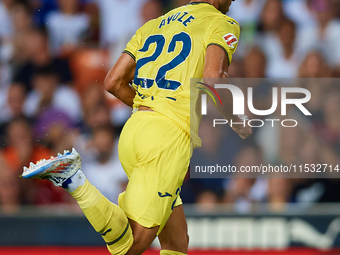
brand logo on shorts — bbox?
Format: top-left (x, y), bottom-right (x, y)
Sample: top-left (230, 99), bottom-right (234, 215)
top-left (158, 192), bottom-right (172, 198)
top-left (223, 33), bottom-right (238, 49)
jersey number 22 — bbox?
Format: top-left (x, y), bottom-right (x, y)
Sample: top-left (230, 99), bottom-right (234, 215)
top-left (134, 32), bottom-right (192, 91)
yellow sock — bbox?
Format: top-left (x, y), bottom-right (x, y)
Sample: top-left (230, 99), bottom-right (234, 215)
top-left (70, 180), bottom-right (133, 255)
top-left (160, 250), bottom-right (187, 255)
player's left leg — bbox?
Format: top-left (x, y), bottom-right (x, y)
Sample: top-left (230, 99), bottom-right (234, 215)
top-left (158, 205), bottom-right (189, 255)
top-left (70, 177), bottom-right (134, 254)
top-left (21, 150), bottom-right (134, 255)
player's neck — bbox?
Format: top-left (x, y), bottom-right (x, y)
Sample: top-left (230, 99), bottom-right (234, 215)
top-left (189, 0), bottom-right (217, 9)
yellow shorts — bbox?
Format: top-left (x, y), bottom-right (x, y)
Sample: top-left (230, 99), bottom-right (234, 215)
top-left (118, 111), bottom-right (190, 235)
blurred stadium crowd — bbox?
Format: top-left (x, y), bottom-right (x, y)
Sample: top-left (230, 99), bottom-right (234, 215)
top-left (0, 0), bottom-right (339, 214)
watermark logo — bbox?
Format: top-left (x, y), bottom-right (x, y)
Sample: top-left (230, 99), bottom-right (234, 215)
top-left (196, 82), bottom-right (222, 115)
top-left (198, 82), bottom-right (312, 128)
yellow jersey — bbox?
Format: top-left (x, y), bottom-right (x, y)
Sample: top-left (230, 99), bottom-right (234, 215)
top-left (124, 2), bottom-right (240, 149)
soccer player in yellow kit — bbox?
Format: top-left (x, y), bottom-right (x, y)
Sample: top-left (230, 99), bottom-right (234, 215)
top-left (22, 1), bottom-right (251, 255)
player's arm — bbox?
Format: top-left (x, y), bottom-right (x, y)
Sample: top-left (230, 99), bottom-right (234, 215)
top-left (104, 53), bottom-right (136, 107)
top-left (203, 45), bottom-right (252, 139)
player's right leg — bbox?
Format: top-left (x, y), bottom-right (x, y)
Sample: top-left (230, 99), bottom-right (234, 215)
top-left (21, 149), bottom-right (153, 255)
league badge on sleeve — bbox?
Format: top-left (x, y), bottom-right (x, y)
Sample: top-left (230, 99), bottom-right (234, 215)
top-left (223, 33), bottom-right (238, 49)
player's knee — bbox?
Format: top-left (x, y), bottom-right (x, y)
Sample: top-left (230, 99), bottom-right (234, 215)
top-left (161, 232), bottom-right (189, 252)
top-left (125, 220), bottom-right (159, 255)
top-left (134, 236), bottom-right (150, 250)
top-left (126, 237), bottom-right (150, 255)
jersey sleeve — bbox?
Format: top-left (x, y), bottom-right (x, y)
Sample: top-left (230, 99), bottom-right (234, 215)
top-left (206, 17), bottom-right (240, 66)
top-left (123, 26), bottom-right (143, 62)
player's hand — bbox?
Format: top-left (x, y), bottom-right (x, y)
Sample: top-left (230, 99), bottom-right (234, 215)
top-left (231, 115), bottom-right (252, 139)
